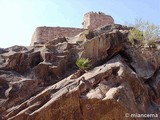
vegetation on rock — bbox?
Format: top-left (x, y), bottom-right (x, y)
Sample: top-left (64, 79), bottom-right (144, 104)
top-left (128, 19), bottom-right (160, 47)
top-left (76, 58), bottom-right (90, 70)
top-left (128, 28), bottom-right (143, 46)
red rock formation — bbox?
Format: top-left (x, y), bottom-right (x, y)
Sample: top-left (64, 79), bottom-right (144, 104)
top-left (0, 24), bottom-right (160, 120)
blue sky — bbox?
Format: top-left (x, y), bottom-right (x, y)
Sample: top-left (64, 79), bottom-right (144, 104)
top-left (0, 0), bottom-right (159, 48)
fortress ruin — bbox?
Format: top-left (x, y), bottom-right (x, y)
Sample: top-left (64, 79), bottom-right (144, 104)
top-left (31, 12), bottom-right (114, 45)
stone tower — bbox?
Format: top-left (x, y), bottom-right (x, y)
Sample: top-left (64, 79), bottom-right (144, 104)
top-left (83, 12), bottom-right (114, 30)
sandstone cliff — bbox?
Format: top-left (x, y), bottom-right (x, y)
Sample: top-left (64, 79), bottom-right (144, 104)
top-left (0, 24), bottom-right (160, 120)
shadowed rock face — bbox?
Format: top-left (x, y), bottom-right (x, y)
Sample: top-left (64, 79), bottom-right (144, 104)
top-left (0, 24), bottom-right (160, 120)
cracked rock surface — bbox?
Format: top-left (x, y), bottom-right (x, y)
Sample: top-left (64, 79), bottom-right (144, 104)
top-left (0, 24), bottom-right (160, 120)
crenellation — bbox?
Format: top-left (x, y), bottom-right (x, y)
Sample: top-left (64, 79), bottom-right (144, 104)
top-left (84, 11), bottom-right (106, 16)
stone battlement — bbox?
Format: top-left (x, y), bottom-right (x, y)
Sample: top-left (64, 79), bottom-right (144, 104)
top-left (31, 12), bottom-right (114, 45)
top-left (84, 11), bottom-right (106, 16)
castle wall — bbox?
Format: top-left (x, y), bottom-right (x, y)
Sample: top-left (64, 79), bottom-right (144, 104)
top-left (31, 12), bottom-right (115, 46)
top-left (83, 12), bottom-right (114, 30)
top-left (31, 27), bottom-right (84, 45)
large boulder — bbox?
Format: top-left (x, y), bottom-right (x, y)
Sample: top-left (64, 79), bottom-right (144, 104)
top-left (120, 46), bottom-right (157, 80)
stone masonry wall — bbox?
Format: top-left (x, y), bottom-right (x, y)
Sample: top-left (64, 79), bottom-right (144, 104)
top-left (83, 12), bottom-right (114, 30)
top-left (31, 27), bottom-right (84, 45)
top-left (31, 12), bottom-right (115, 45)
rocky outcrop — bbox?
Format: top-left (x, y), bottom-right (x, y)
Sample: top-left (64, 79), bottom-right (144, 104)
top-left (0, 24), bottom-right (160, 120)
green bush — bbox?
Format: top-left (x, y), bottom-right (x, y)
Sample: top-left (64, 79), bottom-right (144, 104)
top-left (127, 19), bottom-right (160, 47)
top-left (76, 58), bottom-right (90, 70)
top-left (145, 40), bottom-right (156, 48)
top-left (128, 28), bottom-right (144, 46)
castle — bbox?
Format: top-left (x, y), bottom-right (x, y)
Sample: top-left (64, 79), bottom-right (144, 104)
top-left (31, 12), bottom-right (114, 45)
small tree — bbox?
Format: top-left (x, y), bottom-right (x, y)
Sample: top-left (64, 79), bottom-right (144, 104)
top-left (128, 28), bottom-right (143, 46)
top-left (76, 58), bottom-right (90, 71)
top-left (127, 18), bottom-right (160, 47)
